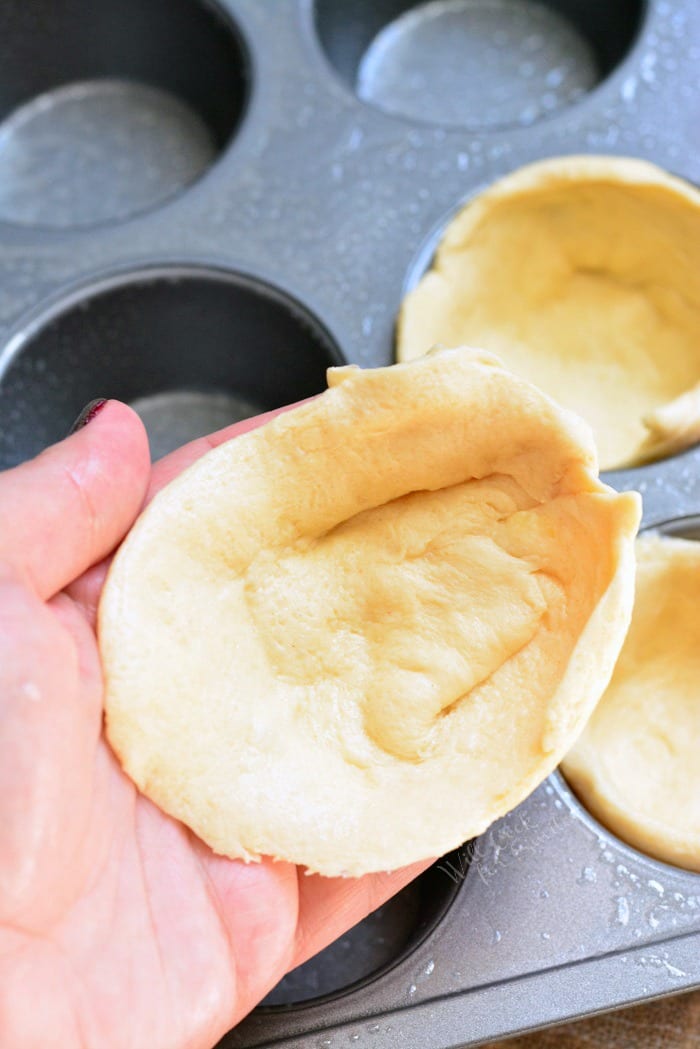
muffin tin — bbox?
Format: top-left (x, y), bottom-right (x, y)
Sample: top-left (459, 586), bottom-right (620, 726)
top-left (1, 1), bottom-right (699, 1046)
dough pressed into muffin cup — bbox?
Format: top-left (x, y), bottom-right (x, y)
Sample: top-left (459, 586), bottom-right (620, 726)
top-left (100, 348), bottom-right (640, 875)
top-left (398, 156), bottom-right (700, 471)
top-left (562, 532), bottom-right (700, 873)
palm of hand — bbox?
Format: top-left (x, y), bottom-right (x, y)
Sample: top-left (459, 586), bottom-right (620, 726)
top-left (0, 403), bottom-right (426, 1049)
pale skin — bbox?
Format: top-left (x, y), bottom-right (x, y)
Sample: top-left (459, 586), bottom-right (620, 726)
top-left (0, 401), bottom-right (429, 1049)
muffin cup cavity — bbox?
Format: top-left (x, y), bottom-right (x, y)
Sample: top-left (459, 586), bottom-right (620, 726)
top-left (261, 852), bottom-right (466, 1010)
top-left (397, 156), bottom-right (700, 472)
top-left (0, 267), bottom-right (342, 466)
top-left (314, 0), bottom-right (646, 129)
top-left (559, 516), bottom-right (700, 877)
top-left (0, 0), bottom-right (249, 228)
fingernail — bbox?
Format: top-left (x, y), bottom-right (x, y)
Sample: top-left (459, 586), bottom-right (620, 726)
top-left (69, 399), bottom-right (108, 434)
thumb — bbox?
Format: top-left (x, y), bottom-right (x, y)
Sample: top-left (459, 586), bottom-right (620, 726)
top-left (0, 400), bottom-right (150, 599)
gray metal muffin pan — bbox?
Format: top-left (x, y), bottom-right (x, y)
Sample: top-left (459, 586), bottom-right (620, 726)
top-left (1, 0), bottom-right (699, 1045)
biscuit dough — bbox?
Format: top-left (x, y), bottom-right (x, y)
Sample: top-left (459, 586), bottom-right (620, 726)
top-left (398, 156), bottom-right (700, 470)
top-left (562, 533), bottom-right (700, 872)
top-left (100, 348), bottom-right (640, 875)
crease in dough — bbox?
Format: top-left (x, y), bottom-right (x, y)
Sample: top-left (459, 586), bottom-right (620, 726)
top-left (562, 532), bottom-right (700, 872)
top-left (398, 155), bottom-right (700, 470)
top-left (99, 347), bottom-right (640, 875)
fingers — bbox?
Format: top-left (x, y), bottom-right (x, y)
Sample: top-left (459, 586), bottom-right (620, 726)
top-left (292, 859), bottom-right (434, 970)
top-left (0, 572), bottom-right (101, 928)
top-left (65, 561), bottom-right (109, 631)
top-left (68, 399), bottom-right (311, 621)
top-left (0, 401), bottom-right (150, 600)
top-left (194, 844), bottom-right (300, 1023)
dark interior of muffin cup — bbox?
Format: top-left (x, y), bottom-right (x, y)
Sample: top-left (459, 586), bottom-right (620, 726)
top-left (258, 848), bottom-right (468, 1011)
top-left (0, 0), bottom-right (247, 147)
top-left (0, 268), bottom-right (343, 467)
top-left (314, 0), bottom-right (646, 128)
top-left (0, 0), bottom-right (248, 227)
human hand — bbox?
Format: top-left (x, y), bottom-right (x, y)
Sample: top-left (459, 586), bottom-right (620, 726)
top-left (0, 401), bottom-right (429, 1049)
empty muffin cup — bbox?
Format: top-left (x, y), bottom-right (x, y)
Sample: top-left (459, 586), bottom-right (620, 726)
top-left (0, 0), bottom-right (248, 228)
top-left (314, 0), bottom-right (645, 129)
top-left (561, 517), bottom-right (700, 874)
top-left (261, 851), bottom-right (466, 1009)
top-left (398, 155), bottom-right (700, 471)
top-left (0, 267), bottom-right (342, 467)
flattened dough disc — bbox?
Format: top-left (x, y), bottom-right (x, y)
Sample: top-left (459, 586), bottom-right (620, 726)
top-left (398, 156), bottom-right (700, 470)
top-left (100, 348), bottom-right (640, 875)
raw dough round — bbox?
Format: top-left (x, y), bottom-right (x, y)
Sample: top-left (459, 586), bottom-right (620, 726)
top-left (100, 348), bottom-right (640, 875)
top-left (398, 156), bottom-right (700, 471)
top-left (562, 532), bottom-right (700, 872)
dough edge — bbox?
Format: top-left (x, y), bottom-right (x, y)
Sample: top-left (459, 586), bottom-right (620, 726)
top-left (398, 154), bottom-right (700, 471)
top-left (100, 348), bottom-right (641, 875)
